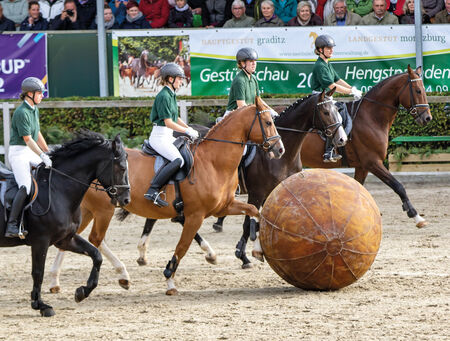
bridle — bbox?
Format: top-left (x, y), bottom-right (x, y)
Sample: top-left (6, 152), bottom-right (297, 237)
top-left (31, 145), bottom-right (130, 216)
top-left (276, 96), bottom-right (342, 138)
top-left (198, 108), bottom-right (282, 152)
top-left (361, 73), bottom-right (430, 123)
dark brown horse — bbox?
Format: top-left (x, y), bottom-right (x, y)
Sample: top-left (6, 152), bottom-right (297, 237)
top-left (49, 97), bottom-right (284, 295)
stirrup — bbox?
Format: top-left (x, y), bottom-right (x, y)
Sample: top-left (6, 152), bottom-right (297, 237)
top-left (144, 191), bottom-right (168, 207)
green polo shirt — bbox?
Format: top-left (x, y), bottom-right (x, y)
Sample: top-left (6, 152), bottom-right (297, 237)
top-left (10, 101), bottom-right (40, 146)
top-left (310, 57), bottom-right (341, 92)
top-left (226, 70), bottom-right (260, 111)
top-left (150, 86), bottom-right (178, 126)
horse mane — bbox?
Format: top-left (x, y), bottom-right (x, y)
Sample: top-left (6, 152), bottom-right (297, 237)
top-left (365, 71), bottom-right (407, 98)
top-left (274, 94), bottom-right (315, 124)
top-left (49, 130), bottom-right (106, 162)
top-left (204, 104), bottom-right (256, 139)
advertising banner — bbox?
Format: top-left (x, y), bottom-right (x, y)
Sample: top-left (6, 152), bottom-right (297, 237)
top-left (112, 25), bottom-right (449, 97)
top-left (0, 33), bottom-right (48, 99)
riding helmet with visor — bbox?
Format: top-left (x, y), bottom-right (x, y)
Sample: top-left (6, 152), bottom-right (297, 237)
top-left (160, 63), bottom-right (185, 81)
top-left (314, 35), bottom-right (336, 55)
top-left (236, 48), bottom-right (258, 63)
top-left (21, 77), bottom-right (46, 93)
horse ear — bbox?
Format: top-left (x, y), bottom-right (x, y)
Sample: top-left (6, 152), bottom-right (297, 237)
top-left (415, 66), bottom-right (422, 75)
top-left (326, 87), bottom-right (336, 97)
top-left (407, 64), bottom-right (413, 74)
top-left (112, 134), bottom-right (122, 153)
top-left (255, 95), bottom-right (263, 110)
top-left (320, 90), bottom-right (326, 101)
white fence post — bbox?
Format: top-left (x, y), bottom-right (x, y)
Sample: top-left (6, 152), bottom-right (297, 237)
top-left (2, 102), bottom-right (14, 168)
top-left (178, 100), bottom-right (192, 123)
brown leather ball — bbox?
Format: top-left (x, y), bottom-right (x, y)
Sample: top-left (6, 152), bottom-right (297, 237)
top-left (259, 169), bottom-right (382, 290)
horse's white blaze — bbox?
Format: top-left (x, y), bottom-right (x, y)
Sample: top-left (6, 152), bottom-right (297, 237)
top-left (414, 214), bottom-right (426, 224)
top-left (99, 241), bottom-right (130, 281)
top-left (252, 236), bottom-right (262, 253)
top-left (200, 240), bottom-right (216, 258)
top-left (166, 278), bottom-right (176, 291)
top-left (49, 250), bottom-right (65, 289)
top-left (137, 233), bottom-right (150, 260)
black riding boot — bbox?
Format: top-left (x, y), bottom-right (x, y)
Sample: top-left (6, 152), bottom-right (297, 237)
top-left (144, 158), bottom-right (182, 207)
top-left (5, 186), bottom-right (28, 238)
top-left (323, 137), bottom-right (342, 163)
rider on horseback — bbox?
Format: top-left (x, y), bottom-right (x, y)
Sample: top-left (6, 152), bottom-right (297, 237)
top-left (5, 77), bottom-right (52, 238)
top-left (144, 63), bottom-right (199, 207)
top-left (311, 34), bottom-right (362, 162)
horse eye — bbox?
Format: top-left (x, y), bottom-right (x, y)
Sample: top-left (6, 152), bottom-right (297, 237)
top-left (265, 121), bottom-right (272, 127)
top-left (324, 111), bottom-right (330, 116)
top-left (416, 89), bottom-right (421, 94)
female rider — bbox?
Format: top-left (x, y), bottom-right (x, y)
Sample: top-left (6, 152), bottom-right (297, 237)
top-left (6, 77), bottom-right (52, 238)
top-left (144, 63), bottom-right (199, 207)
top-left (310, 34), bottom-right (362, 162)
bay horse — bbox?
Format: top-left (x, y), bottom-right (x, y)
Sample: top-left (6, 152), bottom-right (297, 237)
top-left (49, 97), bottom-right (284, 295)
top-left (0, 131), bottom-right (130, 317)
top-left (131, 50), bottom-right (150, 89)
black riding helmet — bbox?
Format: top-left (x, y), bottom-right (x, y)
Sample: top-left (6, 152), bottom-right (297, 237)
top-left (21, 77), bottom-right (46, 103)
top-left (314, 35), bottom-right (336, 55)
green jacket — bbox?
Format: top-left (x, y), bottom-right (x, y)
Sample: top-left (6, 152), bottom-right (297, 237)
top-left (223, 15), bottom-right (255, 28)
top-left (10, 101), bottom-right (40, 146)
top-left (346, 0), bottom-right (373, 17)
top-left (360, 11), bottom-right (399, 25)
top-left (150, 86), bottom-right (178, 126)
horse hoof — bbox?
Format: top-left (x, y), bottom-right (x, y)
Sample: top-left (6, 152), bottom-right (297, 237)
top-left (136, 257), bottom-right (148, 266)
top-left (242, 262), bottom-right (253, 269)
top-left (212, 223), bottom-right (223, 233)
top-left (49, 286), bottom-right (60, 294)
top-left (252, 250), bottom-right (264, 262)
top-left (74, 287), bottom-right (86, 303)
top-left (40, 308), bottom-right (55, 317)
top-left (118, 279), bottom-right (130, 290)
top-left (205, 254), bottom-right (217, 265)
top-left (165, 288), bottom-right (178, 296)
top-left (416, 221), bottom-right (428, 228)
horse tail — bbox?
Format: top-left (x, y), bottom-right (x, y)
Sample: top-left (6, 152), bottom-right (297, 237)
top-left (116, 208), bottom-right (131, 221)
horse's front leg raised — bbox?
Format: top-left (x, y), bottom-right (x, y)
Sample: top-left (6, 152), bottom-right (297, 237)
top-left (31, 240), bottom-right (55, 317)
top-left (368, 161), bottom-right (426, 228)
top-left (55, 234), bottom-right (103, 303)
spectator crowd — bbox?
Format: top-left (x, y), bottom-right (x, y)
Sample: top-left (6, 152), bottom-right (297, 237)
top-left (0, 0), bottom-right (448, 31)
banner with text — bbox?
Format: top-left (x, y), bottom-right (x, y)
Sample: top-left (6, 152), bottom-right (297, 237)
top-left (112, 25), bottom-right (449, 97)
top-left (0, 33), bottom-right (48, 99)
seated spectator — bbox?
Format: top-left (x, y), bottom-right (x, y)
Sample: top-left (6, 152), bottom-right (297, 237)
top-left (254, 0), bottom-right (285, 25)
top-left (242, 0), bottom-right (262, 19)
top-left (188, 0), bottom-right (204, 26)
top-left (76, 0), bottom-right (96, 29)
top-left (90, 4), bottom-right (119, 28)
top-left (49, 0), bottom-right (81, 29)
top-left (360, 0), bottom-right (399, 24)
top-left (139, 0), bottom-right (169, 28)
top-left (202, 0), bottom-right (232, 28)
top-left (287, 1), bottom-right (322, 25)
top-left (109, 0), bottom-right (127, 26)
top-left (386, 0), bottom-right (406, 16)
top-left (399, 0), bottom-right (430, 23)
top-left (434, 0), bottom-right (449, 23)
top-left (423, 0), bottom-right (444, 19)
top-left (346, 0), bottom-right (373, 17)
top-left (39, 0), bottom-right (64, 22)
top-left (120, 1), bottom-right (151, 28)
top-left (315, 0), bottom-right (335, 20)
top-left (20, 1), bottom-right (49, 30)
top-left (325, 0), bottom-right (361, 25)
top-left (0, 2), bottom-right (15, 31)
top-left (223, 0), bottom-right (255, 26)
top-left (1, 0), bottom-right (28, 26)
top-left (168, 0), bottom-right (193, 27)
top-left (272, 0), bottom-right (297, 23)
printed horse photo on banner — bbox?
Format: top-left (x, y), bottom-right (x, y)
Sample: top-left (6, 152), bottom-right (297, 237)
top-left (117, 35), bottom-right (191, 97)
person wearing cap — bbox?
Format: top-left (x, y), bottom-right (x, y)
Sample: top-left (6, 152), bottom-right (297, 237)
top-left (310, 34), bottom-right (362, 163)
top-left (5, 77), bottom-right (52, 238)
top-left (144, 63), bottom-right (199, 207)
top-left (119, 1), bottom-right (151, 29)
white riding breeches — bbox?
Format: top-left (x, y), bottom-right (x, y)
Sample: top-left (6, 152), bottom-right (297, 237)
top-left (149, 126), bottom-right (184, 167)
top-left (8, 145), bottom-right (42, 195)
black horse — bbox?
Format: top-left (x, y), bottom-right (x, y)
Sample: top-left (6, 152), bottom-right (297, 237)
top-left (0, 131), bottom-right (130, 317)
top-left (135, 89), bottom-right (348, 268)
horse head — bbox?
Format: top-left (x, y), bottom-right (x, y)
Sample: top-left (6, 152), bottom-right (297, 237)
top-left (98, 134), bottom-right (131, 207)
top-left (401, 65), bottom-right (432, 126)
top-left (318, 88), bottom-right (347, 147)
top-left (249, 96), bottom-right (285, 159)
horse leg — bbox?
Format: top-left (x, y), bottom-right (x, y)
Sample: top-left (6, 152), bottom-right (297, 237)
top-left (55, 234), bottom-right (103, 303)
top-left (212, 216), bottom-right (225, 232)
top-left (235, 215), bottom-right (252, 269)
top-left (354, 167), bottom-right (369, 185)
top-left (49, 206), bottom-right (93, 293)
top-left (137, 218), bottom-right (157, 266)
top-left (164, 214), bottom-right (204, 296)
top-left (31, 241), bottom-right (55, 317)
top-left (194, 233), bottom-right (217, 265)
top-left (368, 162), bottom-right (426, 228)
top-left (98, 241), bottom-right (130, 290)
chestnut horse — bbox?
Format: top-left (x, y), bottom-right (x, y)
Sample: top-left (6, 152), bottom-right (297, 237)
top-left (49, 97), bottom-right (284, 295)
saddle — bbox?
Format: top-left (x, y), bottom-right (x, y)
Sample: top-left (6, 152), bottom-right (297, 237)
top-left (141, 136), bottom-right (194, 182)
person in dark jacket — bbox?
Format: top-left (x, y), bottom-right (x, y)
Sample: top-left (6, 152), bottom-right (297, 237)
top-left (399, 0), bottom-right (431, 24)
top-left (89, 5), bottom-right (119, 29)
top-left (20, 1), bottom-right (49, 30)
top-left (168, 0), bottom-right (193, 27)
top-left (0, 2), bottom-right (16, 31)
top-left (49, 0), bottom-right (81, 29)
top-left (109, 0), bottom-right (126, 26)
top-left (119, 1), bottom-right (151, 29)
top-left (202, 0), bottom-right (233, 27)
top-left (75, 0), bottom-right (96, 29)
